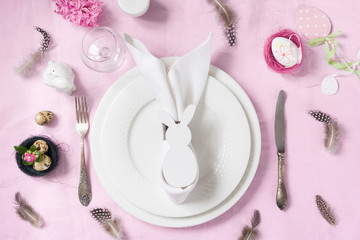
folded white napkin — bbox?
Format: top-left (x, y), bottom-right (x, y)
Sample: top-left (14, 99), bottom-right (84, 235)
top-left (123, 33), bottom-right (212, 204)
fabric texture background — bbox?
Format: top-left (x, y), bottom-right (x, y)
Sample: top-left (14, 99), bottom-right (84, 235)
top-left (0, 0), bottom-right (360, 239)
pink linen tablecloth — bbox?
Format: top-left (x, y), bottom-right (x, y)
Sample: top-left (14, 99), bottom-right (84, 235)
top-left (1, 0), bottom-right (360, 239)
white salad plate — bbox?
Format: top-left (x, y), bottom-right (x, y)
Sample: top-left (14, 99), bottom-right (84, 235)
top-left (91, 57), bottom-right (261, 227)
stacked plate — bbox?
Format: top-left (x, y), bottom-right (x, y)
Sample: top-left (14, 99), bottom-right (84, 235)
top-left (91, 58), bottom-right (261, 227)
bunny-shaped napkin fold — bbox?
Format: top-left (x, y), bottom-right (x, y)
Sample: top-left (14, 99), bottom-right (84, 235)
top-left (123, 33), bottom-right (212, 204)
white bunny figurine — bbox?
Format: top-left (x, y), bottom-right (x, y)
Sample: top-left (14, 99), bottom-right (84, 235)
top-left (43, 61), bottom-right (76, 95)
top-left (159, 105), bottom-right (198, 191)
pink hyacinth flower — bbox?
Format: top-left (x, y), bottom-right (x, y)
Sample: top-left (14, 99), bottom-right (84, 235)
top-left (54, 0), bottom-right (103, 27)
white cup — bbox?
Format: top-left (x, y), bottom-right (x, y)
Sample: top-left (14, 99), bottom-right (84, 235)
top-left (118, 0), bottom-right (150, 17)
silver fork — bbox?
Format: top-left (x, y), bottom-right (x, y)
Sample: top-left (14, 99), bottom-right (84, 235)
top-left (75, 96), bottom-right (92, 206)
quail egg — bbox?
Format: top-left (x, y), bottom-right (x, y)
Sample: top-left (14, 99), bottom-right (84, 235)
top-left (33, 140), bottom-right (49, 154)
top-left (35, 111), bottom-right (54, 125)
top-left (33, 155), bottom-right (52, 171)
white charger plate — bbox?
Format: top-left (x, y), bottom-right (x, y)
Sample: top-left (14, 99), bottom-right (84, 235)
top-left (91, 58), bottom-right (261, 227)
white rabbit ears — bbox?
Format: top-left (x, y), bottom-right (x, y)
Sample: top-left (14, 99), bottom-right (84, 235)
top-left (123, 33), bottom-right (211, 121)
top-left (160, 105), bottom-right (196, 127)
top-left (181, 104), bottom-right (196, 125)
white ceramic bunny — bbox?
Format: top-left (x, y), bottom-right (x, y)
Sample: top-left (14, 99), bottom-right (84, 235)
top-left (159, 105), bottom-right (199, 199)
top-left (43, 61), bottom-right (76, 95)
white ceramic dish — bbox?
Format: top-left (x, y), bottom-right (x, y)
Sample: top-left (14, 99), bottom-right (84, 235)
top-left (100, 74), bottom-right (251, 217)
top-left (91, 57), bottom-right (261, 227)
top-left (118, 0), bottom-right (150, 17)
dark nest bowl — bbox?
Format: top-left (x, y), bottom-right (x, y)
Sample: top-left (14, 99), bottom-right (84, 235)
top-left (16, 136), bottom-right (59, 176)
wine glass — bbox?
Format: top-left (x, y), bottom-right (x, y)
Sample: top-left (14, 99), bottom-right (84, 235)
top-left (80, 27), bottom-right (126, 72)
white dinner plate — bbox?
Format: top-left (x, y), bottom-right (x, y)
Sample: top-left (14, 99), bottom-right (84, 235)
top-left (100, 74), bottom-right (251, 217)
top-left (91, 57), bottom-right (261, 227)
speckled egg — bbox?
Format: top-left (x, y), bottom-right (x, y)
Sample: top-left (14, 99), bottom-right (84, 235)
top-left (35, 111), bottom-right (54, 125)
top-left (33, 155), bottom-right (52, 171)
top-left (33, 140), bottom-right (49, 154)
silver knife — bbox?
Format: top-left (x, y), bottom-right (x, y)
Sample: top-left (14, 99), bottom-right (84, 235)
top-left (274, 90), bottom-right (287, 210)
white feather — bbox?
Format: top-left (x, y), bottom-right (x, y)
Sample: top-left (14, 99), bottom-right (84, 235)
top-left (325, 121), bottom-right (340, 154)
top-left (14, 50), bottom-right (43, 77)
top-left (15, 192), bottom-right (43, 228)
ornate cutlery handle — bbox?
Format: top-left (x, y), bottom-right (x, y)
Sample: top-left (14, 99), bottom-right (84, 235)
top-left (78, 138), bottom-right (92, 206)
top-left (276, 152), bottom-right (287, 210)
